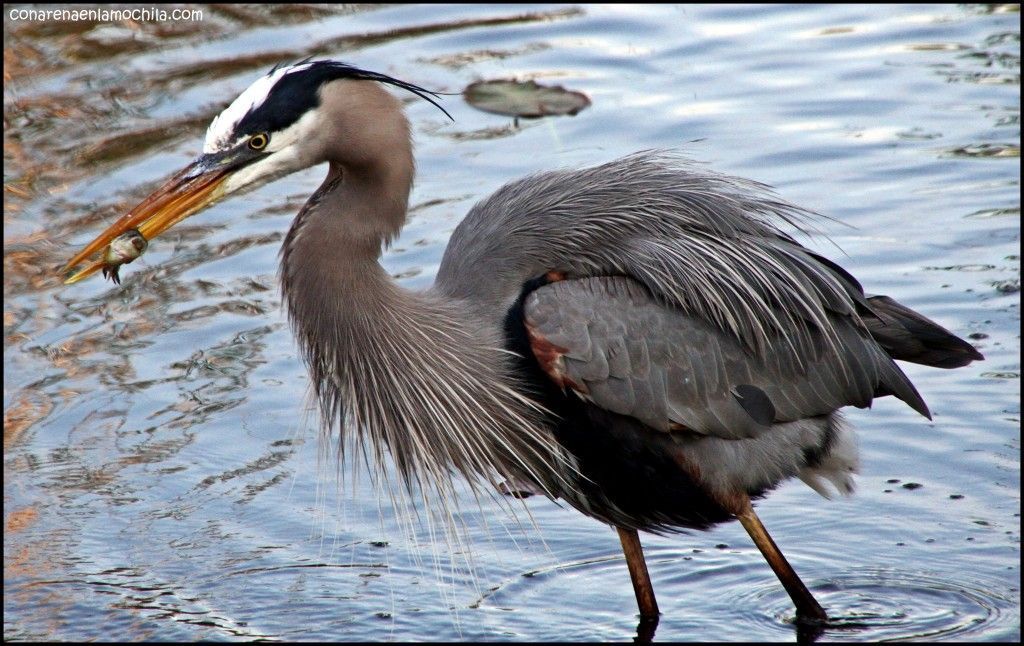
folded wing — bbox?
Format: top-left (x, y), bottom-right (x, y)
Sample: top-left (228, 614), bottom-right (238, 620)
top-left (523, 276), bottom-right (930, 439)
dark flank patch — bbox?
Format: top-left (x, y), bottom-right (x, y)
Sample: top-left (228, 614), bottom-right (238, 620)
top-left (504, 272), bottom-right (738, 532)
top-left (234, 61), bottom-right (451, 139)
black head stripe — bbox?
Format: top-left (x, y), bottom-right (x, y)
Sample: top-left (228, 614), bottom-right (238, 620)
top-left (234, 61), bottom-right (452, 138)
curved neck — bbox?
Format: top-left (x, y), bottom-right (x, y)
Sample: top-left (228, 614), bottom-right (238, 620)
top-left (306, 78), bottom-right (416, 254)
top-left (279, 158), bottom-right (572, 507)
top-left (279, 149), bottom-right (413, 289)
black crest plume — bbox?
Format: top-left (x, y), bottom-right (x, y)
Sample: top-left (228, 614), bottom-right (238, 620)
top-left (235, 60), bottom-right (452, 138)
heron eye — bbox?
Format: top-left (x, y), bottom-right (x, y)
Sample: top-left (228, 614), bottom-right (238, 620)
top-left (248, 133), bottom-right (269, 151)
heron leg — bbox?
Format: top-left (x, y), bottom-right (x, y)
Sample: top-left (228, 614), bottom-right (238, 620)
top-left (735, 496), bottom-right (828, 624)
top-left (616, 526), bottom-right (660, 620)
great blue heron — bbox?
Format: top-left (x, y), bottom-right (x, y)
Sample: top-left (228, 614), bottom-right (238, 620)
top-left (63, 61), bottom-right (983, 633)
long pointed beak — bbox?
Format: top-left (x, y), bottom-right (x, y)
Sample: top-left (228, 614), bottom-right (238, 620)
top-left (62, 156), bottom-right (233, 285)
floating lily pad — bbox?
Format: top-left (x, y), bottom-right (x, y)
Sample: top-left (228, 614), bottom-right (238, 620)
top-left (463, 79), bottom-right (590, 118)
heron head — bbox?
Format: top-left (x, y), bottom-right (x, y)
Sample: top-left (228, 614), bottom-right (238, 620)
top-left (62, 61), bottom-right (449, 284)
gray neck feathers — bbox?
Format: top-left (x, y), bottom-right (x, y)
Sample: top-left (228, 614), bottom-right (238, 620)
top-left (280, 157), bottom-right (572, 512)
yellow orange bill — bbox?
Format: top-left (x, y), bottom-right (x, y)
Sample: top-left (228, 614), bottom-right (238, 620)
top-left (63, 161), bottom-right (230, 285)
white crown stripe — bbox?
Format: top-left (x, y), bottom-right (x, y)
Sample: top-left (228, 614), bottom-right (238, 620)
top-left (203, 63), bottom-right (316, 154)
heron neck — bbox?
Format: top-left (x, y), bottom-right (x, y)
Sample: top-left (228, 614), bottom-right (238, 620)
top-left (278, 165), bottom-right (571, 503)
top-left (335, 157), bottom-right (414, 253)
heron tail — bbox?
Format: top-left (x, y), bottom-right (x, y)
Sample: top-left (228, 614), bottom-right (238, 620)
top-left (862, 295), bottom-right (984, 369)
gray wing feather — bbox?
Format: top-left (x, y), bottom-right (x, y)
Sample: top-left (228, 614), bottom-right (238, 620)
top-left (440, 153), bottom-right (978, 385)
top-left (524, 276), bottom-right (929, 440)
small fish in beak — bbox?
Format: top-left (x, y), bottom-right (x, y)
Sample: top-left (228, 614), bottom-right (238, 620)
top-left (62, 155), bottom-right (233, 285)
top-left (101, 228), bottom-right (148, 284)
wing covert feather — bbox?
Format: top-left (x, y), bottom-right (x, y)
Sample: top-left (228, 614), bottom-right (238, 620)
top-left (523, 276), bottom-right (928, 439)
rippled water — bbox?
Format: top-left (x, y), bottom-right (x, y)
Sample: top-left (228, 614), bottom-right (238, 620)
top-left (4, 4), bottom-right (1020, 642)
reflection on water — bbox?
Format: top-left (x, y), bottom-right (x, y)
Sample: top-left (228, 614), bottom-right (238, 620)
top-left (4, 4), bottom-right (1020, 642)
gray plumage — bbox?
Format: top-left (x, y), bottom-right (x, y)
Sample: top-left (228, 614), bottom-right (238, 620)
top-left (437, 151), bottom-right (862, 361)
top-left (522, 274), bottom-right (928, 439)
top-left (66, 60), bottom-right (983, 626)
top-left (259, 70), bottom-right (979, 533)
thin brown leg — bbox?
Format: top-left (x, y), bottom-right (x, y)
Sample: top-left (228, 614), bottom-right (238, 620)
top-left (735, 496), bottom-right (828, 624)
top-left (616, 526), bottom-right (660, 620)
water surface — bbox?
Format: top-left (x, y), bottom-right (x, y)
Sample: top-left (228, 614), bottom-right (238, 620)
top-left (4, 4), bottom-right (1019, 641)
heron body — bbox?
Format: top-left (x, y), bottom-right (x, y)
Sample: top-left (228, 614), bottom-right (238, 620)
top-left (63, 60), bottom-right (983, 631)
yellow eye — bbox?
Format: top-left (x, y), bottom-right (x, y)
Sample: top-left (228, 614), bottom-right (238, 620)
top-left (248, 133), bottom-right (269, 151)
